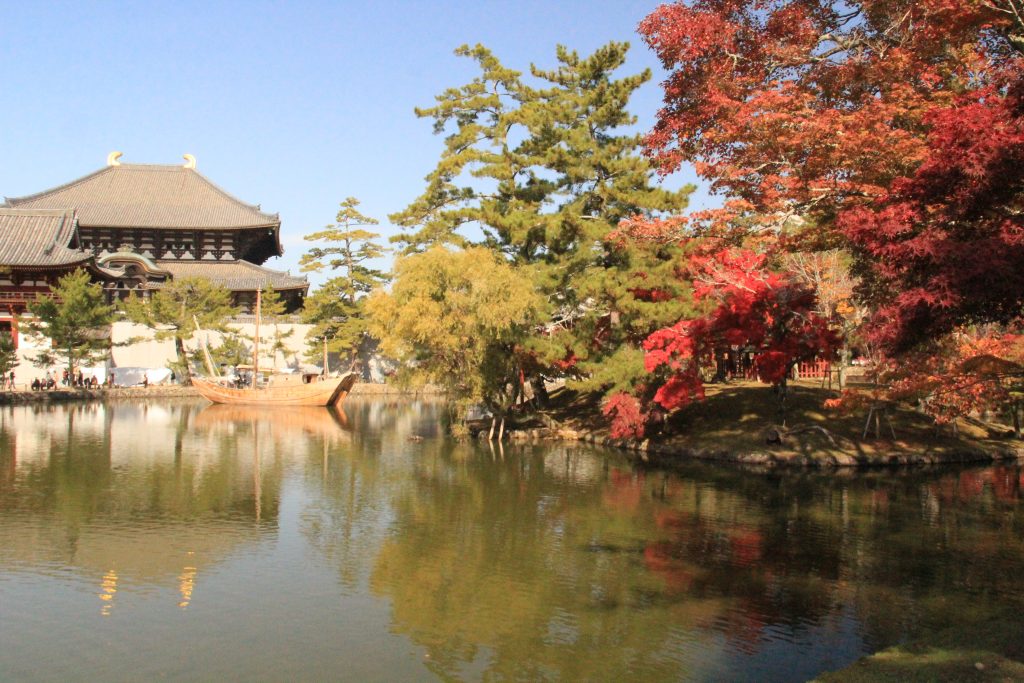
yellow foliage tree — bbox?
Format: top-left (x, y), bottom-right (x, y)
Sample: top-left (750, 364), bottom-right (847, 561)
top-left (366, 246), bottom-right (543, 434)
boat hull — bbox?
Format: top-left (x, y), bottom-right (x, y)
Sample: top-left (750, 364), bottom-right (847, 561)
top-left (191, 373), bottom-right (357, 407)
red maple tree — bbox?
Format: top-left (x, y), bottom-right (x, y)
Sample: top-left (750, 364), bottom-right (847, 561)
top-left (839, 79), bottom-right (1024, 351)
top-left (638, 1), bottom-right (1024, 352)
top-left (605, 247), bottom-right (840, 437)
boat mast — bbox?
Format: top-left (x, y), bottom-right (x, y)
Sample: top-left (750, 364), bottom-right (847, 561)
top-left (253, 289), bottom-right (261, 387)
top-left (193, 315), bottom-right (220, 377)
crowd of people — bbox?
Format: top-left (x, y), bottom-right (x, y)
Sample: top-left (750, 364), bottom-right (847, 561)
top-left (2, 368), bottom-right (168, 392)
top-left (21, 369), bottom-right (109, 392)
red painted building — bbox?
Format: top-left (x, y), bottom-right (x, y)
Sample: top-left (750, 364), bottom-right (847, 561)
top-left (0, 208), bottom-right (119, 346)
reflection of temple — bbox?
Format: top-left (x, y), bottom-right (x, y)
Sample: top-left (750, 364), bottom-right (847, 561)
top-left (0, 402), bottom-right (290, 613)
top-left (2, 152), bottom-right (308, 316)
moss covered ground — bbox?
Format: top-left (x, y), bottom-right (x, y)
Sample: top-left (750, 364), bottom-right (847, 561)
top-left (531, 379), bottom-right (1023, 467)
top-left (814, 615), bottom-right (1024, 682)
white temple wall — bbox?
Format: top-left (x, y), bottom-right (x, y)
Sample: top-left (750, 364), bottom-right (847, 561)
top-left (10, 320), bottom-right (322, 389)
top-left (111, 322), bottom-right (179, 368)
top-left (13, 329), bottom-right (58, 387)
top-left (112, 321), bottom-right (319, 372)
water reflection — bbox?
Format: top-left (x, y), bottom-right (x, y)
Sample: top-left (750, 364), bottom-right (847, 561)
top-left (0, 398), bottom-right (1022, 681)
top-left (0, 402), bottom-right (284, 609)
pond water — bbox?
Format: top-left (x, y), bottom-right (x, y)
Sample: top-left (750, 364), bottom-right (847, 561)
top-left (1, 399), bottom-right (1022, 682)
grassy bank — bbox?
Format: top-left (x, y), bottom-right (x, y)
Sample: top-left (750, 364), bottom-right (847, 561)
top-left (518, 380), bottom-right (1024, 468)
top-left (814, 614), bottom-right (1024, 681)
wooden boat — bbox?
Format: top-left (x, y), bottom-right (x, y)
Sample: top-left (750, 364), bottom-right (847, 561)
top-left (191, 288), bottom-right (358, 407)
top-left (192, 372), bottom-right (357, 407)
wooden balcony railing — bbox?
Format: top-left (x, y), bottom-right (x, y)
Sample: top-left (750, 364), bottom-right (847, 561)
top-left (0, 291), bottom-right (46, 303)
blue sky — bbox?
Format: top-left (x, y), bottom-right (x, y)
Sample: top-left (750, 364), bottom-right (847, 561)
top-left (1, 0), bottom-right (707, 287)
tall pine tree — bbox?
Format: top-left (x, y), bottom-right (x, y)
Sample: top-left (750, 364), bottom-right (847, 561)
top-left (391, 42), bottom-right (695, 402)
top-left (26, 269), bottom-right (114, 380)
top-left (300, 197), bottom-right (388, 372)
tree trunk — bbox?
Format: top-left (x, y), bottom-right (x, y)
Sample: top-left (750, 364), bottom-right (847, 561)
top-left (714, 348), bottom-right (728, 382)
top-left (1013, 402), bottom-right (1021, 440)
top-left (176, 336), bottom-right (192, 386)
top-left (775, 375), bottom-right (789, 427)
top-left (530, 374), bottom-right (549, 409)
top-left (838, 346), bottom-right (851, 390)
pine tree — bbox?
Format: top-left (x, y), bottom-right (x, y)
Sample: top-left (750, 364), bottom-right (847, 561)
top-left (0, 329), bottom-right (19, 382)
top-left (259, 284), bottom-right (293, 370)
top-left (300, 197), bottom-right (388, 372)
top-left (122, 277), bottom-right (238, 381)
top-left (26, 269), bottom-right (114, 380)
top-left (391, 42), bottom-right (694, 402)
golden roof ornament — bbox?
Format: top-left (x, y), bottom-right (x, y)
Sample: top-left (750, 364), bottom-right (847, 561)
top-left (183, 154), bottom-right (196, 169)
top-left (107, 151), bottom-right (123, 167)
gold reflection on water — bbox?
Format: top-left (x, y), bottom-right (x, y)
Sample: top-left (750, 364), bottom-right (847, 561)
top-left (194, 404), bottom-right (350, 441)
top-left (178, 566), bottom-right (197, 609)
top-left (99, 569), bottom-right (117, 616)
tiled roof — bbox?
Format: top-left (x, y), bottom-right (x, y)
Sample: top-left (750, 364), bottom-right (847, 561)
top-left (5, 164), bottom-right (280, 230)
top-left (152, 260), bottom-right (308, 292)
top-left (0, 209), bottom-right (92, 267)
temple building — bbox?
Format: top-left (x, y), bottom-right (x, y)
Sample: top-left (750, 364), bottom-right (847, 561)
top-left (3, 152), bottom-right (308, 314)
top-left (0, 208), bottom-right (120, 346)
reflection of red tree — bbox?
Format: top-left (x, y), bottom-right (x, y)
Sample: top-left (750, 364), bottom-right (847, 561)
top-left (654, 509), bottom-right (690, 530)
top-left (871, 489), bottom-right (890, 514)
top-left (928, 468), bottom-right (1024, 505)
top-left (992, 466), bottom-right (1021, 503)
top-left (601, 469), bottom-right (645, 513)
top-left (643, 541), bottom-right (694, 593)
top-left (934, 471), bottom-right (987, 504)
top-left (730, 529), bottom-right (763, 567)
top-left (958, 471), bottom-right (985, 502)
top-left (719, 610), bottom-right (768, 656)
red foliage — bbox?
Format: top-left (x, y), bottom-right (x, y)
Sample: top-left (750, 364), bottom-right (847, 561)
top-left (840, 79), bottom-right (1024, 351)
top-left (628, 287), bottom-right (675, 303)
top-left (603, 391), bottom-right (650, 439)
top-left (552, 350), bottom-right (579, 371)
top-left (884, 331), bottom-right (1024, 425)
top-left (639, 1), bottom-right (1024, 351)
top-left (639, 0), bottom-right (1020, 232)
top-left (823, 389), bottom-right (875, 415)
top-left (637, 247), bottom-right (840, 421)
